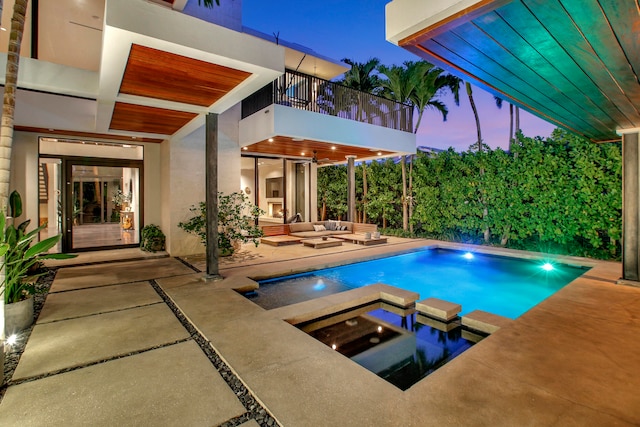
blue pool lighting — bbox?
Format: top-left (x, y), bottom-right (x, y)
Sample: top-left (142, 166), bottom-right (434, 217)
top-left (313, 279), bottom-right (326, 291)
top-left (542, 263), bottom-right (554, 271)
top-left (463, 252), bottom-right (474, 260)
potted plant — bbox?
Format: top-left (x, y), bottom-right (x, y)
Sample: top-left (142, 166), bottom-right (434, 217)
top-left (140, 224), bottom-right (165, 252)
top-left (1, 191), bottom-right (77, 334)
top-left (111, 189), bottom-right (132, 212)
top-left (178, 191), bottom-right (264, 257)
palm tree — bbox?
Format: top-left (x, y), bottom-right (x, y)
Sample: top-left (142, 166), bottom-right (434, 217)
top-left (466, 82), bottom-right (482, 151)
top-left (1, 0), bottom-right (29, 388)
top-left (198, 0), bottom-right (220, 6)
top-left (378, 63), bottom-right (413, 231)
top-left (379, 61), bottom-right (459, 232)
top-left (338, 57), bottom-right (382, 122)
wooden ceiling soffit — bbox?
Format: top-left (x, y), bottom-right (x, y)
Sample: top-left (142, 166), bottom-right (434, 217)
top-left (15, 126), bottom-right (164, 143)
top-left (110, 102), bottom-right (197, 135)
top-left (243, 137), bottom-right (394, 162)
top-left (119, 44), bottom-right (252, 106)
top-left (399, 0), bottom-right (512, 46)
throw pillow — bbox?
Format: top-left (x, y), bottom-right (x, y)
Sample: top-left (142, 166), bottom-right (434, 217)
top-left (339, 225), bottom-right (347, 231)
top-left (313, 224), bottom-right (327, 232)
top-left (326, 221), bottom-right (336, 231)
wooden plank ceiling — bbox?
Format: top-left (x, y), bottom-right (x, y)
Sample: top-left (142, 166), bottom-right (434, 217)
top-left (110, 102), bottom-right (197, 135)
top-left (400, 0), bottom-right (640, 142)
top-left (243, 136), bottom-right (393, 163)
top-left (110, 44), bottom-right (250, 135)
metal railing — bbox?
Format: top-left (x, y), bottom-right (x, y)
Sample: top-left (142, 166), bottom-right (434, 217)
top-left (241, 69), bottom-right (413, 132)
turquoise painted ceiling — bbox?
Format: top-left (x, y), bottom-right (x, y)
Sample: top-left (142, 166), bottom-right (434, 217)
top-left (401, 0), bottom-right (640, 142)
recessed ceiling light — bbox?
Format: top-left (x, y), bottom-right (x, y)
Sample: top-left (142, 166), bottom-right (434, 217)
top-left (268, 138), bottom-right (274, 142)
top-left (0, 28), bottom-right (6, 32)
top-left (377, 152), bottom-right (382, 156)
top-left (132, 136), bottom-right (137, 139)
top-left (242, 146), bottom-right (248, 150)
top-left (292, 138), bottom-right (304, 141)
top-left (331, 146), bottom-right (336, 150)
top-left (301, 152), bottom-right (305, 156)
top-left (48, 128), bottom-right (54, 131)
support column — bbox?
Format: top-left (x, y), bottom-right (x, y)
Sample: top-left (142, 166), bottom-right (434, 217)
top-left (205, 113), bottom-right (222, 280)
top-left (620, 132), bottom-right (640, 286)
top-left (346, 155), bottom-right (356, 222)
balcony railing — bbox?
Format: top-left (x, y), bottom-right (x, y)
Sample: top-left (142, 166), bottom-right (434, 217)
top-left (241, 69), bottom-right (413, 132)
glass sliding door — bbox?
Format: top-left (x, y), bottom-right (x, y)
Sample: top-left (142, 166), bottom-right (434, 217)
top-left (257, 158), bottom-right (285, 224)
top-left (65, 160), bottom-right (142, 251)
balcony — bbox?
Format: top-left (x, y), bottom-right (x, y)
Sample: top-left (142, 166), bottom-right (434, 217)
top-left (241, 69), bottom-right (413, 133)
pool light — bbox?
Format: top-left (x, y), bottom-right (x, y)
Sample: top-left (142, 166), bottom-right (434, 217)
top-left (542, 263), bottom-right (554, 271)
top-left (463, 252), bottom-right (474, 260)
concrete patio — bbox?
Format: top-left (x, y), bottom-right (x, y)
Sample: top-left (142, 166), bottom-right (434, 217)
top-left (0, 238), bottom-right (639, 426)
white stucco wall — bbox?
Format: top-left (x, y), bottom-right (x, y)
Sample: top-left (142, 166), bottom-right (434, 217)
top-left (164, 106), bottom-right (242, 256)
top-left (10, 132), bottom-right (39, 225)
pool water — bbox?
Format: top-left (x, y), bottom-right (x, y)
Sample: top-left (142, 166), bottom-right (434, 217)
top-left (299, 305), bottom-right (481, 390)
top-left (252, 248), bottom-right (589, 318)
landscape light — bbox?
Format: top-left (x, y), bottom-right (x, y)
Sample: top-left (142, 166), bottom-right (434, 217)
top-left (6, 334), bottom-right (17, 346)
top-left (463, 252), bottom-right (474, 260)
top-left (542, 263), bottom-right (554, 271)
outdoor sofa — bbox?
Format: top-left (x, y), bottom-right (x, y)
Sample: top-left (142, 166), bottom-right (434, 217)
top-left (260, 221), bottom-right (377, 246)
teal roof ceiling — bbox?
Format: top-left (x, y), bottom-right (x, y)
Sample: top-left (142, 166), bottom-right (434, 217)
top-left (399, 0), bottom-right (640, 142)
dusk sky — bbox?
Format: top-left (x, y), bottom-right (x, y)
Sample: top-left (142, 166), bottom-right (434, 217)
top-left (242, 0), bottom-right (557, 152)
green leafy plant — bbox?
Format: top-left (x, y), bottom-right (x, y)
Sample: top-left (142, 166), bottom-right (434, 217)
top-left (111, 189), bottom-right (131, 209)
top-left (140, 224), bottom-right (165, 252)
top-left (179, 192), bottom-right (265, 256)
top-left (1, 191), bottom-right (77, 304)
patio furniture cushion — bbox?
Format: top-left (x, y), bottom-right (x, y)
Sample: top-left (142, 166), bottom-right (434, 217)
top-left (289, 222), bottom-right (314, 233)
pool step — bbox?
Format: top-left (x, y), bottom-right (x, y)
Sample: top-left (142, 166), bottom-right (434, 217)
top-left (415, 297), bottom-right (461, 321)
top-left (462, 310), bottom-right (512, 334)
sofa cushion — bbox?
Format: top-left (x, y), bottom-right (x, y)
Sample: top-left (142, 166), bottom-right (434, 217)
top-left (290, 231), bottom-right (333, 238)
top-left (289, 222), bottom-right (314, 233)
top-left (313, 224), bottom-right (327, 232)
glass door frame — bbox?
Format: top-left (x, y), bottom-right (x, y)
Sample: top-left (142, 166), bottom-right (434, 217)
top-left (59, 156), bottom-right (144, 252)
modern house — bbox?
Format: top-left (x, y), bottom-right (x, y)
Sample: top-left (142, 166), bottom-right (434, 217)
top-left (386, 0), bottom-right (640, 285)
top-left (1, 0), bottom-right (416, 256)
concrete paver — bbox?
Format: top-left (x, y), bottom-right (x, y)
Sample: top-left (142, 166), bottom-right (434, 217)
top-left (13, 304), bottom-right (189, 380)
top-left (51, 257), bottom-right (195, 292)
top-left (38, 281), bottom-right (162, 323)
top-left (0, 341), bottom-right (245, 427)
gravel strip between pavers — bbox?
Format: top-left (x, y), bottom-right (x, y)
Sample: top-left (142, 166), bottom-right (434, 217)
top-left (149, 279), bottom-right (280, 427)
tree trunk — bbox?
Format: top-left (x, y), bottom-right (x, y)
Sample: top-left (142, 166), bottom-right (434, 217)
top-left (401, 155), bottom-right (408, 231)
top-left (508, 104), bottom-right (514, 151)
top-left (409, 156), bottom-right (413, 234)
top-left (1, 0), bottom-right (29, 387)
top-left (515, 106), bottom-right (520, 134)
top-left (466, 82), bottom-right (482, 151)
top-left (362, 163), bottom-right (367, 223)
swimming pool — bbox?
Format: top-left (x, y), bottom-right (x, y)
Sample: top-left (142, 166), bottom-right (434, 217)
top-left (252, 248), bottom-right (589, 318)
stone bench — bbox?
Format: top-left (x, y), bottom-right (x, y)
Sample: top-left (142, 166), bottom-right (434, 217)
top-left (415, 297), bottom-right (461, 321)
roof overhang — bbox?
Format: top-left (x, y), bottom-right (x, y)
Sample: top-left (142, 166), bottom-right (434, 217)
top-left (239, 104), bottom-right (416, 163)
top-left (95, 0), bottom-right (284, 139)
top-left (386, 0), bottom-right (640, 142)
